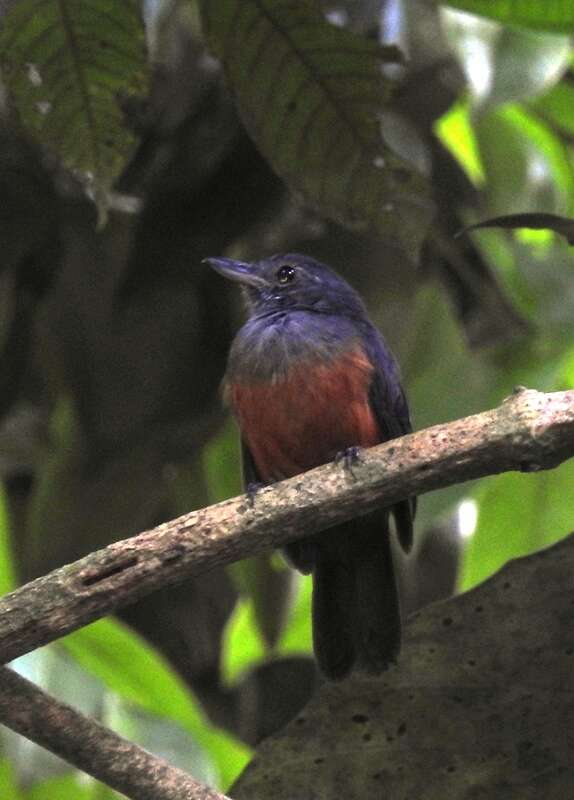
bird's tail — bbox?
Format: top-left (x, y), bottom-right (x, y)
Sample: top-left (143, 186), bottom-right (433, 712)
top-left (312, 513), bottom-right (401, 680)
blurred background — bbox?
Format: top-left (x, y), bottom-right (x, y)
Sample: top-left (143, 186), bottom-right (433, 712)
top-left (1, 0), bottom-right (574, 795)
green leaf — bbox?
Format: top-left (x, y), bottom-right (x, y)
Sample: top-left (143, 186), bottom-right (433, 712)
top-left (276, 575), bottom-right (312, 656)
top-left (435, 98), bottom-right (485, 184)
top-left (485, 27), bottom-right (570, 107)
top-left (442, 0), bottom-right (574, 32)
top-left (530, 80), bottom-right (574, 138)
top-left (560, 341), bottom-right (574, 385)
top-left (221, 598), bottom-right (267, 685)
top-left (476, 105), bottom-right (573, 216)
top-left (403, 283), bottom-right (500, 525)
top-left (0, 0), bottom-right (148, 195)
top-left (0, 486), bottom-right (16, 596)
top-left (0, 758), bottom-right (25, 800)
top-left (203, 418), bottom-right (242, 505)
top-left (26, 774), bottom-right (93, 800)
top-left (460, 459), bottom-right (574, 590)
top-left (61, 618), bottom-right (250, 789)
top-left (199, 0), bottom-right (433, 256)
top-left (222, 574), bottom-right (312, 684)
top-left (444, 13), bottom-right (570, 108)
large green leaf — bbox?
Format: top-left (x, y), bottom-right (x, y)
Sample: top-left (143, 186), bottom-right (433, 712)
top-left (199, 0), bottom-right (433, 256)
top-left (0, 0), bottom-right (148, 194)
top-left (61, 618), bottom-right (250, 789)
top-left (443, 0), bottom-right (574, 32)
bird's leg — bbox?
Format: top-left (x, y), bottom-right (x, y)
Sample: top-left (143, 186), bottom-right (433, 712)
top-left (246, 481), bottom-right (265, 507)
top-left (335, 446), bottom-right (362, 479)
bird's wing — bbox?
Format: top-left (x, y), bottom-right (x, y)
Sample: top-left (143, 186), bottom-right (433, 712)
top-left (365, 329), bottom-right (416, 553)
top-left (240, 437), bottom-right (261, 487)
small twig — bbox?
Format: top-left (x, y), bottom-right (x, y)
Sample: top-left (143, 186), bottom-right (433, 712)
top-left (0, 388), bottom-right (573, 665)
top-left (0, 665), bottom-right (230, 800)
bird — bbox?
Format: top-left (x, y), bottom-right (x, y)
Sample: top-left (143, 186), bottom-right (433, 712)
top-left (204, 252), bottom-right (415, 680)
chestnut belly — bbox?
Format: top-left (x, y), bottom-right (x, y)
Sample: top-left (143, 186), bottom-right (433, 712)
top-left (227, 347), bottom-right (380, 482)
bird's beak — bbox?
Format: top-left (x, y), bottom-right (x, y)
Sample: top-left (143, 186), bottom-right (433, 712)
top-left (203, 257), bottom-right (267, 289)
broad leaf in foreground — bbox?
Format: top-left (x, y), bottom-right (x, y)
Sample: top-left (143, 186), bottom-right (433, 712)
top-left (0, 0), bottom-right (148, 195)
top-left (200, 0), bottom-right (434, 256)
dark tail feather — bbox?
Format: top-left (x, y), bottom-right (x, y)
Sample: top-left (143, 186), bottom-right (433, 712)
top-left (354, 520), bottom-right (401, 674)
top-left (312, 514), bottom-right (401, 680)
top-left (312, 538), bottom-right (356, 680)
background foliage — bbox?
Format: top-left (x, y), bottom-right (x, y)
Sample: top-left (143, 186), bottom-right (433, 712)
top-left (1, 0), bottom-right (574, 795)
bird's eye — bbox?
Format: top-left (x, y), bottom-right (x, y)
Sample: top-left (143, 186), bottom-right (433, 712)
top-left (276, 265), bottom-right (296, 285)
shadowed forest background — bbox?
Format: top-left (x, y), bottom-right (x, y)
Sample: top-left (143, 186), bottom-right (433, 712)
top-left (1, 0), bottom-right (574, 796)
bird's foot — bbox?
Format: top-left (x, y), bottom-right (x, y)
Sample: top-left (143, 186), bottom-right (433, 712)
top-left (335, 446), bottom-right (362, 479)
top-left (246, 481), bottom-right (264, 507)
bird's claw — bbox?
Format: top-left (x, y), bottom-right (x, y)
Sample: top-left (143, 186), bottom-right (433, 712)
top-left (335, 446), bottom-right (362, 479)
top-left (246, 481), bottom-right (264, 507)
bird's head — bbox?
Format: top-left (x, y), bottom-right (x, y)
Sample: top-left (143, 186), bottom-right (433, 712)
top-left (204, 253), bottom-right (366, 319)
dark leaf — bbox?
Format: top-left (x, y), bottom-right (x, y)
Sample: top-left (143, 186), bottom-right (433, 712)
top-left (459, 212), bottom-right (574, 245)
top-left (0, 0), bottom-right (148, 197)
top-left (199, 0), bottom-right (434, 256)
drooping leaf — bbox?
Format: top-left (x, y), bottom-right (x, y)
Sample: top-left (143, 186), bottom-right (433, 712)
top-left (0, 0), bottom-right (148, 196)
top-left (199, 0), bottom-right (434, 257)
top-left (442, 0), bottom-right (574, 33)
top-left (459, 212), bottom-right (574, 244)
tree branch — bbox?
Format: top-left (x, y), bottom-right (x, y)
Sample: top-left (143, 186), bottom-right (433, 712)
top-left (1, 387), bottom-right (573, 664)
top-left (0, 665), bottom-right (230, 800)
